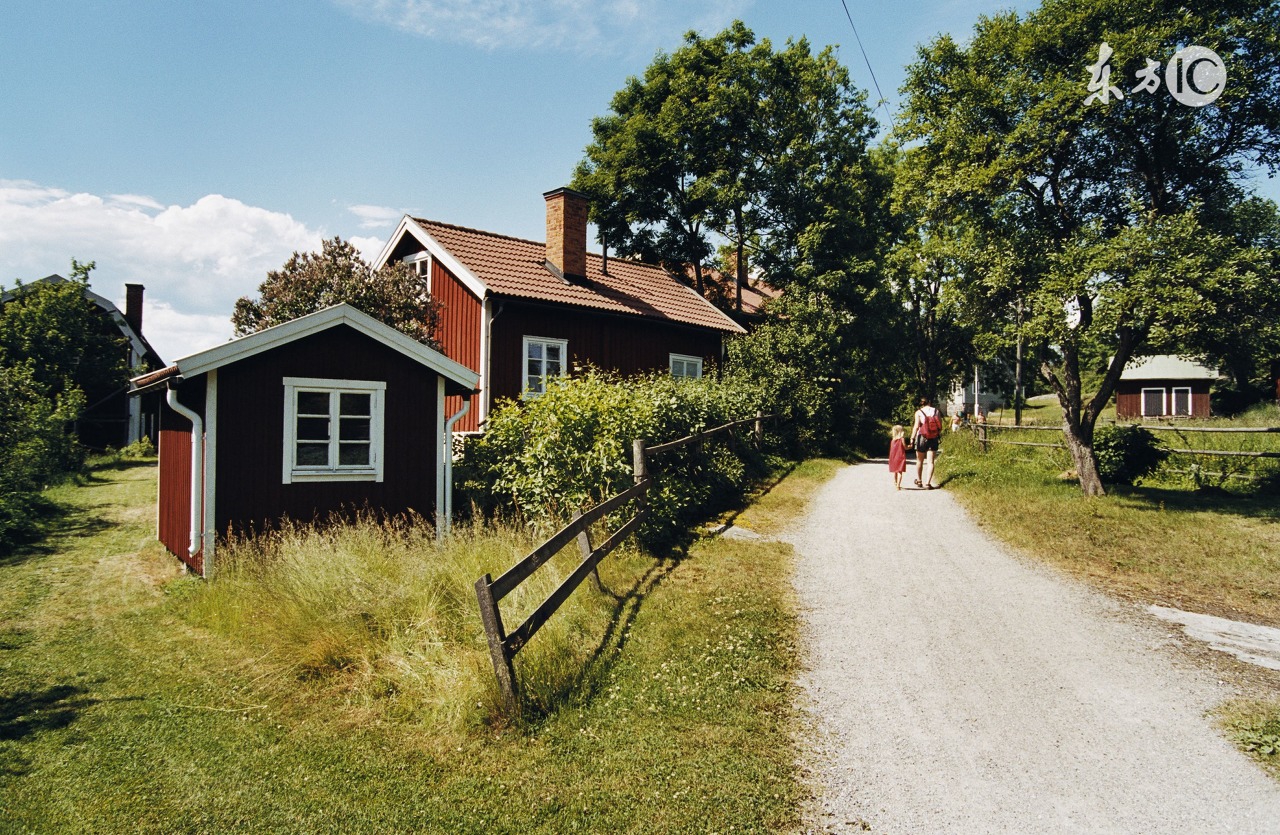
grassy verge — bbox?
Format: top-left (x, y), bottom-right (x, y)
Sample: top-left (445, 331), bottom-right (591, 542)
top-left (1, 457), bottom-right (836, 833)
top-left (936, 430), bottom-right (1280, 776)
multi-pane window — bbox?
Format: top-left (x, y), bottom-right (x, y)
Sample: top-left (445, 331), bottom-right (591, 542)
top-left (523, 336), bottom-right (567, 396)
top-left (670, 353), bottom-right (703, 379)
top-left (283, 378), bottom-right (385, 482)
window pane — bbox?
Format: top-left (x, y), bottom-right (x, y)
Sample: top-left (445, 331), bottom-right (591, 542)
top-left (297, 417), bottom-right (329, 441)
top-left (340, 417), bottom-right (370, 441)
top-left (527, 376), bottom-right (543, 394)
top-left (296, 443), bottom-right (329, 466)
top-left (528, 358), bottom-right (542, 377)
top-left (340, 393), bottom-right (371, 416)
top-left (339, 443), bottom-right (370, 466)
top-left (297, 391), bottom-right (329, 415)
top-left (546, 359), bottom-right (561, 377)
top-left (546, 344), bottom-right (561, 362)
top-left (527, 343), bottom-right (543, 360)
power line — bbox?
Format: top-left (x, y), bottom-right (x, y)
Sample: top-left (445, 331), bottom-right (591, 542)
top-left (838, 0), bottom-right (894, 120)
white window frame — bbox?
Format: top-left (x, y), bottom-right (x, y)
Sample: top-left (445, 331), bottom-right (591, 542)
top-left (1172, 386), bottom-right (1192, 417)
top-left (669, 353), bottom-right (703, 379)
top-left (1140, 386), bottom-right (1166, 417)
top-left (282, 377), bottom-right (386, 483)
top-left (401, 252), bottom-right (433, 293)
top-left (522, 336), bottom-right (568, 397)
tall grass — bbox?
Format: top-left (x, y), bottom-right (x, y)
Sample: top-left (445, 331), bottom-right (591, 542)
top-left (181, 514), bottom-right (648, 727)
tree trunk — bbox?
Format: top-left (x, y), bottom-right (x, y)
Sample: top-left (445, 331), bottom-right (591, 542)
top-left (1061, 420), bottom-right (1106, 496)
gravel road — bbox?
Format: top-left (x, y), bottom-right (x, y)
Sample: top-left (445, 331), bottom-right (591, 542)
top-left (784, 461), bottom-right (1280, 834)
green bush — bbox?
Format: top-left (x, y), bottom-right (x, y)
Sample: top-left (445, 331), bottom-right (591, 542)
top-left (1093, 425), bottom-right (1168, 485)
top-left (0, 363), bottom-right (84, 550)
top-left (458, 370), bottom-right (775, 553)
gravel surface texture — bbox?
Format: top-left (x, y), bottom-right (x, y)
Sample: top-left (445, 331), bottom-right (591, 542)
top-left (784, 462), bottom-right (1280, 834)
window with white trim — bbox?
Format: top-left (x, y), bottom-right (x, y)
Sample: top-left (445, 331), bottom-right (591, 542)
top-left (670, 353), bottom-right (703, 379)
top-left (401, 253), bottom-right (433, 292)
top-left (523, 336), bottom-right (567, 396)
top-left (1141, 387), bottom-right (1165, 417)
top-left (1172, 386), bottom-right (1192, 416)
top-left (283, 378), bottom-right (386, 483)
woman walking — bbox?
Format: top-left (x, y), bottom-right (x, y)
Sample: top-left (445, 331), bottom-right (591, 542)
top-left (911, 396), bottom-right (943, 489)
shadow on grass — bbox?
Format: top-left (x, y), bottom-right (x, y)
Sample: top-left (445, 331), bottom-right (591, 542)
top-left (712, 460), bottom-right (801, 533)
top-left (0, 685), bottom-right (98, 744)
top-left (1113, 485), bottom-right (1280, 521)
top-left (0, 500), bottom-right (118, 568)
top-left (550, 559), bottom-right (681, 720)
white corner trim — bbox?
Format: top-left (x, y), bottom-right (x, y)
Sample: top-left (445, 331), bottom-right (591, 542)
top-left (203, 370), bottom-right (218, 575)
top-left (435, 377), bottom-right (447, 536)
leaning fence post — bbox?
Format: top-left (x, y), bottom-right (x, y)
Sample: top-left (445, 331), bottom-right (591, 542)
top-left (572, 509), bottom-right (603, 593)
top-left (754, 410), bottom-right (764, 447)
top-left (474, 574), bottom-right (519, 716)
top-left (633, 438), bottom-right (648, 518)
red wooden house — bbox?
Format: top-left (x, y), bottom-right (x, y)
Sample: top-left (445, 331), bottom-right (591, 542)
top-left (131, 304), bottom-right (478, 576)
top-left (372, 188), bottom-right (747, 432)
top-left (1115, 355), bottom-right (1217, 419)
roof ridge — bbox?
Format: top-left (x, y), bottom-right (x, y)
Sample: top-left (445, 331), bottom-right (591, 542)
top-left (414, 217), bottom-right (672, 274)
top-left (414, 217), bottom-right (543, 249)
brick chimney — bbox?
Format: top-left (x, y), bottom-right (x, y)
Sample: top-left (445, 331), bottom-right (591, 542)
top-left (124, 283), bottom-right (145, 334)
top-left (543, 187), bottom-right (588, 281)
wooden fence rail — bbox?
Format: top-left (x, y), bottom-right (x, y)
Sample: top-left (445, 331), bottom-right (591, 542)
top-left (972, 424), bottom-right (1280, 459)
top-left (474, 411), bottom-right (775, 715)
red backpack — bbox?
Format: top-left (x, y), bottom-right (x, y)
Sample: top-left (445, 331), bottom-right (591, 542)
top-left (920, 410), bottom-right (942, 439)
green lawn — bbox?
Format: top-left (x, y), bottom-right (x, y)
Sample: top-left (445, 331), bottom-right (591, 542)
top-left (1, 459), bottom-right (834, 833)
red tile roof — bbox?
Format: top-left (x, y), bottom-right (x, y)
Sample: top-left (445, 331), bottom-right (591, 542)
top-left (415, 219), bottom-right (746, 335)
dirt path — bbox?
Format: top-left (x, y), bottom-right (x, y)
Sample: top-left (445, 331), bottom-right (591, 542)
top-left (784, 462), bottom-right (1280, 834)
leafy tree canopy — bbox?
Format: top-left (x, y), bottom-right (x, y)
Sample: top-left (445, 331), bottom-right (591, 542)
top-left (572, 20), bottom-right (885, 307)
top-left (896, 0), bottom-right (1280, 494)
top-left (233, 237), bottom-right (441, 347)
top-left (0, 259), bottom-right (128, 405)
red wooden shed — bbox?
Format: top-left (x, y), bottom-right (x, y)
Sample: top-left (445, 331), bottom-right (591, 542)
top-left (372, 188), bottom-right (747, 433)
top-left (1115, 355), bottom-right (1217, 420)
top-left (131, 304), bottom-right (479, 576)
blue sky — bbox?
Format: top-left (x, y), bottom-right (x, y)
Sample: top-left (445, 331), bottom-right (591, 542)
top-left (2, 0), bottom-right (1273, 360)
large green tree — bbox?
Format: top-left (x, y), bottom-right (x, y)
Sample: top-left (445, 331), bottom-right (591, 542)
top-left (0, 260), bottom-right (128, 408)
top-left (233, 237), bottom-right (441, 347)
top-left (572, 20), bottom-right (882, 308)
top-left (898, 0), bottom-right (1280, 494)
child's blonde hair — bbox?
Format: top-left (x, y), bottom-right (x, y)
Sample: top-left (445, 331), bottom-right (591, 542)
top-left (891, 424), bottom-right (905, 440)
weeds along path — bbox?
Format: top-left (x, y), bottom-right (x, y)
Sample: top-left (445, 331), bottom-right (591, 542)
top-left (784, 462), bottom-right (1280, 834)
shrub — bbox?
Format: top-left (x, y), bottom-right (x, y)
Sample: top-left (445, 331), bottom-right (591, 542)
top-left (458, 370), bottom-right (775, 553)
top-left (1093, 425), bottom-right (1168, 485)
top-left (0, 363), bottom-right (84, 549)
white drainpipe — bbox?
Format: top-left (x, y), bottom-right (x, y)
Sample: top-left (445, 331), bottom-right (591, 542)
top-left (165, 387), bottom-right (204, 561)
top-left (441, 395), bottom-right (472, 537)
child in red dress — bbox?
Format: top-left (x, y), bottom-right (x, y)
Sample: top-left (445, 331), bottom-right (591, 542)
top-left (888, 424), bottom-right (908, 490)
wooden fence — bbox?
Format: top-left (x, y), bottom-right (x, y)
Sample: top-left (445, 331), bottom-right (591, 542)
top-left (971, 422), bottom-right (1280, 460)
top-left (474, 411), bottom-right (774, 715)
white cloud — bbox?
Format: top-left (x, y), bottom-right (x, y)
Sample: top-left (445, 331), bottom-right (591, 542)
top-left (0, 179), bottom-right (322, 361)
top-left (349, 203), bottom-right (406, 229)
top-left (335, 0), bottom-right (750, 54)
top-left (349, 235), bottom-right (390, 263)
